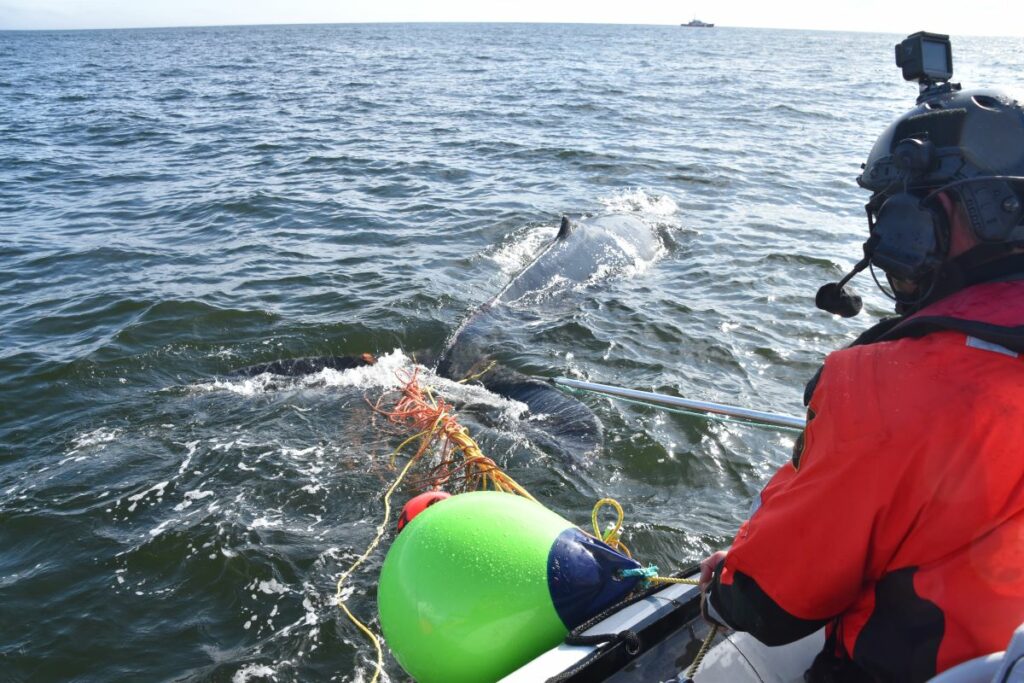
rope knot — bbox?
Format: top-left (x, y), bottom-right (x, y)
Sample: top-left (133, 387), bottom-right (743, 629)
top-left (618, 565), bottom-right (659, 580)
top-left (618, 564), bottom-right (659, 589)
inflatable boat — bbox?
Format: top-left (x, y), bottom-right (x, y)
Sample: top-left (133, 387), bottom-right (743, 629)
top-left (500, 569), bottom-right (1024, 683)
top-left (377, 492), bottom-right (1023, 683)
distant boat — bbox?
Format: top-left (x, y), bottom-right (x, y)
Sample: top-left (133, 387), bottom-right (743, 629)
top-left (681, 18), bottom-right (714, 27)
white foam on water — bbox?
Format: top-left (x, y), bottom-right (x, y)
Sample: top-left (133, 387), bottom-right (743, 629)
top-left (71, 427), bottom-right (122, 449)
top-left (257, 579), bottom-right (289, 595)
top-left (487, 223), bottom-right (559, 275)
top-left (251, 516), bottom-right (281, 529)
top-left (279, 445), bottom-right (319, 458)
top-left (190, 349), bottom-right (418, 396)
top-left (172, 488), bottom-right (213, 512)
top-left (148, 519), bottom-right (173, 537)
top-left (337, 584), bottom-right (356, 602)
top-left (126, 481), bottom-right (169, 513)
top-left (303, 349), bottom-right (416, 391)
top-left (598, 187), bottom-right (679, 217)
top-left (197, 374), bottom-right (277, 396)
top-left (232, 664), bottom-right (277, 683)
top-left (178, 440), bottom-right (200, 474)
top-left (302, 595), bottom-right (317, 626)
top-left (195, 347), bottom-right (533, 430)
top-left (59, 427), bottom-right (123, 464)
top-left (417, 372), bottom-right (531, 423)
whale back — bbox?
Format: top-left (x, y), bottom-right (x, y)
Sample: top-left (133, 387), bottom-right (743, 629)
top-left (433, 213), bottom-right (662, 458)
top-left (494, 213), bottom-right (659, 305)
top-left (439, 213), bottom-right (661, 377)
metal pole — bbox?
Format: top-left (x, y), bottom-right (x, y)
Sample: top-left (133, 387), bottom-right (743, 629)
top-left (550, 377), bottom-right (806, 431)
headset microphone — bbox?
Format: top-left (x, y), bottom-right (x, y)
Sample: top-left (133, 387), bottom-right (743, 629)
top-left (815, 234), bottom-right (881, 317)
top-left (815, 267), bottom-right (865, 317)
top-left (816, 282), bottom-right (862, 317)
top-left (815, 274), bottom-right (864, 317)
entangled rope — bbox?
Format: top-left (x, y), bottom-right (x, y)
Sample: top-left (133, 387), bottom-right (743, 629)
top-left (335, 369), bottom-right (719, 683)
top-left (334, 431), bottom-right (425, 683)
top-left (334, 368), bottom-right (536, 683)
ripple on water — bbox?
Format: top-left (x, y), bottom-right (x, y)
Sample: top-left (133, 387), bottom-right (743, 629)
top-left (2, 23), bottom-right (1019, 681)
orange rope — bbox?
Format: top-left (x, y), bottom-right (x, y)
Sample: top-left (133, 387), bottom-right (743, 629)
top-left (371, 368), bottom-right (536, 502)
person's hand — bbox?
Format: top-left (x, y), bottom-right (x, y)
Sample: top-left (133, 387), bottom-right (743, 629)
top-left (699, 550), bottom-right (728, 593)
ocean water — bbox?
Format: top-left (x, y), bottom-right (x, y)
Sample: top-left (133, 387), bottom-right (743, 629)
top-left (1, 23), bottom-right (1022, 682)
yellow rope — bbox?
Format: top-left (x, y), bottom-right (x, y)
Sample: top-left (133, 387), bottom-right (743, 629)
top-left (336, 376), bottom-right (535, 683)
top-left (686, 623), bottom-right (720, 680)
top-left (356, 380), bottom-right (716, 683)
top-left (457, 359), bottom-right (497, 384)
top-left (334, 433), bottom-right (428, 683)
top-left (649, 576), bottom-right (700, 585)
top-left (591, 497), bottom-right (632, 558)
top-left (589, 497), bottom-right (720, 680)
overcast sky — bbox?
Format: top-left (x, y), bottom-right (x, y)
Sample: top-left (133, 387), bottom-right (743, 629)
top-left (1, 0), bottom-right (1022, 36)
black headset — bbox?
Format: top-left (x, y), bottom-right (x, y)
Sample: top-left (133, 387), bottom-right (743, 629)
top-left (816, 135), bottom-right (1024, 318)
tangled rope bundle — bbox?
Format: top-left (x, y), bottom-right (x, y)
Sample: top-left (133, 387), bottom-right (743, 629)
top-left (336, 367), bottom-right (536, 683)
top-left (371, 367), bottom-right (536, 501)
top-left (336, 365), bottom-right (713, 683)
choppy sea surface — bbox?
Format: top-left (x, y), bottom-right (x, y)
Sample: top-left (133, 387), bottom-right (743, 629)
top-left (2, 22), bottom-right (1022, 682)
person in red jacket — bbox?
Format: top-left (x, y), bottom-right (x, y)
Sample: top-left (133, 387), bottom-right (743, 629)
top-left (698, 58), bottom-right (1024, 683)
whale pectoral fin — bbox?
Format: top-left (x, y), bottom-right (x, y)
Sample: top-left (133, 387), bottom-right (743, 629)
top-left (557, 215), bottom-right (575, 241)
top-left (481, 368), bottom-right (602, 458)
top-left (233, 355), bottom-right (374, 377)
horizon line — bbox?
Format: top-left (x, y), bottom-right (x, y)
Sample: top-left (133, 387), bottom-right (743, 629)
top-left (0, 20), bottom-right (1004, 38)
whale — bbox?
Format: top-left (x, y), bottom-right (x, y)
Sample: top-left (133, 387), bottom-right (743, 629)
top-left (236, 214), bottom-right (663, 459)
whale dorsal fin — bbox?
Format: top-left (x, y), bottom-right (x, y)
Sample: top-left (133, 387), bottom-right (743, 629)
top-left (557, 216), bottom-right (574, 240)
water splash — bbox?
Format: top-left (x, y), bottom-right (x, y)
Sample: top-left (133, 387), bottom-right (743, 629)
top-left (598, 188), bottom-right (679, 217)
top-left (487, 222), bottom-right (559, 275)
top-left (190, 349), bottom-right (417, 396)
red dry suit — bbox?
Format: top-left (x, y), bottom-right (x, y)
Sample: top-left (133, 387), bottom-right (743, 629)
top-left (707, 277), bottom-right (1024, 682)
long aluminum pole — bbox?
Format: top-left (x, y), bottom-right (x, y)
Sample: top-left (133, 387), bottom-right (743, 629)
top-left (550, 377), bottom-right (806, 431)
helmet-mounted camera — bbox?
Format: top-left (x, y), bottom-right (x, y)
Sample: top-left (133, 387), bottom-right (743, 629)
top-left (896, 32), bottom-right (954, 99)
top-left (816, 32), bottom-right (1024, 317)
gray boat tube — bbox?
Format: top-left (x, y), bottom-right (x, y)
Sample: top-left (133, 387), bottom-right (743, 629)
top-left (549, 377), bottom-right (806, 432)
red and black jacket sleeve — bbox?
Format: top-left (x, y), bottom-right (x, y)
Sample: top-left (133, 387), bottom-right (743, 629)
top-left (705, 346), bottom-right (905, 646)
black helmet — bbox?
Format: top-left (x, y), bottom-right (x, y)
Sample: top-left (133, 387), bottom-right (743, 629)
top-left (857, 88), bottom-right (1024, 284)
top-left (816, 34), bottom-right (1024, 318)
